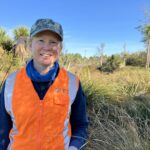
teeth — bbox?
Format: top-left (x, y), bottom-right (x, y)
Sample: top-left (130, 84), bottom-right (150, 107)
top-left (41, 53), bottom-right (52, 56)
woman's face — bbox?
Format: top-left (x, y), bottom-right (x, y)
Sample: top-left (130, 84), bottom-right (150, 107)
top-left (30, 30), bottom-right (62, 69)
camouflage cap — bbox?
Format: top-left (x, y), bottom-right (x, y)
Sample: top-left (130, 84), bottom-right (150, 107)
top-left (30, 18), bottom-right (63, 41)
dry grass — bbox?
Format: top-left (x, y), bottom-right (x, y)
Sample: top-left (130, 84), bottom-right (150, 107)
top-left (82, 80), bottom-right (150, 150)
top-left (70, 66), bottom-right (150, 150)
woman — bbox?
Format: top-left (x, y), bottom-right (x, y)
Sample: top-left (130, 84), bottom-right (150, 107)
top-left (0, 18), bottom-right (88, 150)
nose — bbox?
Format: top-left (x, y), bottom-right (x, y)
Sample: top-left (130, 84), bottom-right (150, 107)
top-left (42, 43), bottom-right (51, 50)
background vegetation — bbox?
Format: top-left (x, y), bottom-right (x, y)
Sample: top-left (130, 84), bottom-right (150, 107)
top-left (0, 14), bottom-right (150, 150)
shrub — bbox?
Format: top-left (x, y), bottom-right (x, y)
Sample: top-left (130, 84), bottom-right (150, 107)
top-left (1, 38), bottom-right (14, 51)
top-left (98, 55), bottom-right (123, 72)
top-left (126, 51), bottom-right (146, 67)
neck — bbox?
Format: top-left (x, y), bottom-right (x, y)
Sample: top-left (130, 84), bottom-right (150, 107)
top-left (33, 61), bottom-right (53, 75)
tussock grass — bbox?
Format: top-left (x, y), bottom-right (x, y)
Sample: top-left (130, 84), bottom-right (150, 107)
top-left (79, 67), bottom-right (150, 150)
top-left (83, 81), bottom-right (150, 150)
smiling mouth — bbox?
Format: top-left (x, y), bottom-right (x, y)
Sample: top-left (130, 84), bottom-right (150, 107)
top-left (40, 53), bottom-right (53, 56)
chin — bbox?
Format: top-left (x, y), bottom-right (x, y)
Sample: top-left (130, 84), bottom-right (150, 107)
top-left (41, 62), bottom-right (54, 67)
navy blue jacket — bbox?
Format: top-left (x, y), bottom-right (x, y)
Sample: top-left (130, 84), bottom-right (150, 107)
top-left (0, 68), bottom-right (88, 150)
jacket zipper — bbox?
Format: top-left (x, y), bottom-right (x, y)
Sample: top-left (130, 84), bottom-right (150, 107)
top-left (37, 101), bottom-right (44, 150)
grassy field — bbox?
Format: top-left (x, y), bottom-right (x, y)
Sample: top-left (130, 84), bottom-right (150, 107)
top-left (70, 66), bottom-right (150, 150)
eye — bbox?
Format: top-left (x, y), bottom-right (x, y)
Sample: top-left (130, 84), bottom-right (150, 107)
top-left (49, 41), bottom-right (57, 44)
top-left (39, 39), bottom-right (44, 42)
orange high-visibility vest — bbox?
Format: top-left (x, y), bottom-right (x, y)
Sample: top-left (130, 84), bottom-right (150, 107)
top-left (4, 67), bottom-right (79, 150)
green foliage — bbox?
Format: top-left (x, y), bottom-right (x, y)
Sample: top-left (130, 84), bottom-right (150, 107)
top-left (138, 24), bottom-right (150, 44)
top-left (1, 38), bottom-right (14, 51)
top-left (126, 51), bottom-right (146, 67)
top-left (142, 24), bottom-right (150, 43)
top-left (98, 54), bottom-right (123, 72)
top-left (0, 28), bottom-right (7, 45)
top-left (0, 47), bottom-right (24, 86)
top-left (0, 28), bottom-right (13, 51)
top-left (88, 56), bottom-right (100, 66)
top-left (59, 52), bottom-right (83, 69)
top-left (13, 26), bottom-right (29, 40)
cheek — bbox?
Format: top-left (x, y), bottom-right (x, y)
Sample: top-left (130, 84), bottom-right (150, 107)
top-left (31, 44), bottom-right (39, 55)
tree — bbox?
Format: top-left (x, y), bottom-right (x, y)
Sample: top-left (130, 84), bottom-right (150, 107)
top-left (13, 26), bottom-right (29, 41)
top-left (97, 43), bottom-right (105, 66)
top-left (141, 24), bottom-right (150, 68)
top-left (122, 42), bottom-right (128, 66)
top-left (13, 27), bottom-right (30, 62)
top-left (138, 9), bottom-right (150, 68)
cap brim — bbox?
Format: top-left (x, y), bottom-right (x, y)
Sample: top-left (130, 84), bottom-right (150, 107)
top-left (30, 28), bottom-right (63, 41)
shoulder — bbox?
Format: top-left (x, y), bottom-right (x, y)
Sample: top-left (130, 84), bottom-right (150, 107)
top-left (60, 68), bottom-right (79, 87)
top-left (6, 66), bottom-right (25, 81)
top-left (5, 66), bottom-right (25, 86)
top-left (60, 67), bottom-right (79, 79)
top-left (4, 71), bottom-right (18, 92)
top-left (6, 71), bottom-right (18, 82)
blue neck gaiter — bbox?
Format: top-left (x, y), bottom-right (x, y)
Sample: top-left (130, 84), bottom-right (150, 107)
top-left (26, 59), bottom-right (59, 82)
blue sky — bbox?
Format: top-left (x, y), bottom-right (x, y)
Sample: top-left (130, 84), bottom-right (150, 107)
top-left (1, 0), bottom-right (150, 57)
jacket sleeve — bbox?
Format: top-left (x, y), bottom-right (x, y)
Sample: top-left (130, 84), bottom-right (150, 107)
top-left (69, 81), bottom-right (89, 150)
top-left (0, 82), bottom-right (12, 150)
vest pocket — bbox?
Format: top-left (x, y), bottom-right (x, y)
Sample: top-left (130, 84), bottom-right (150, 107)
top-left (53, 93), bottom-right (68, 105)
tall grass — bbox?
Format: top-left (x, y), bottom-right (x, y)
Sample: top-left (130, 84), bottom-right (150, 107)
top-left (0, 47), bottom-right (25, 88)
top-left (77, 66), bottom-right (150, 150)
